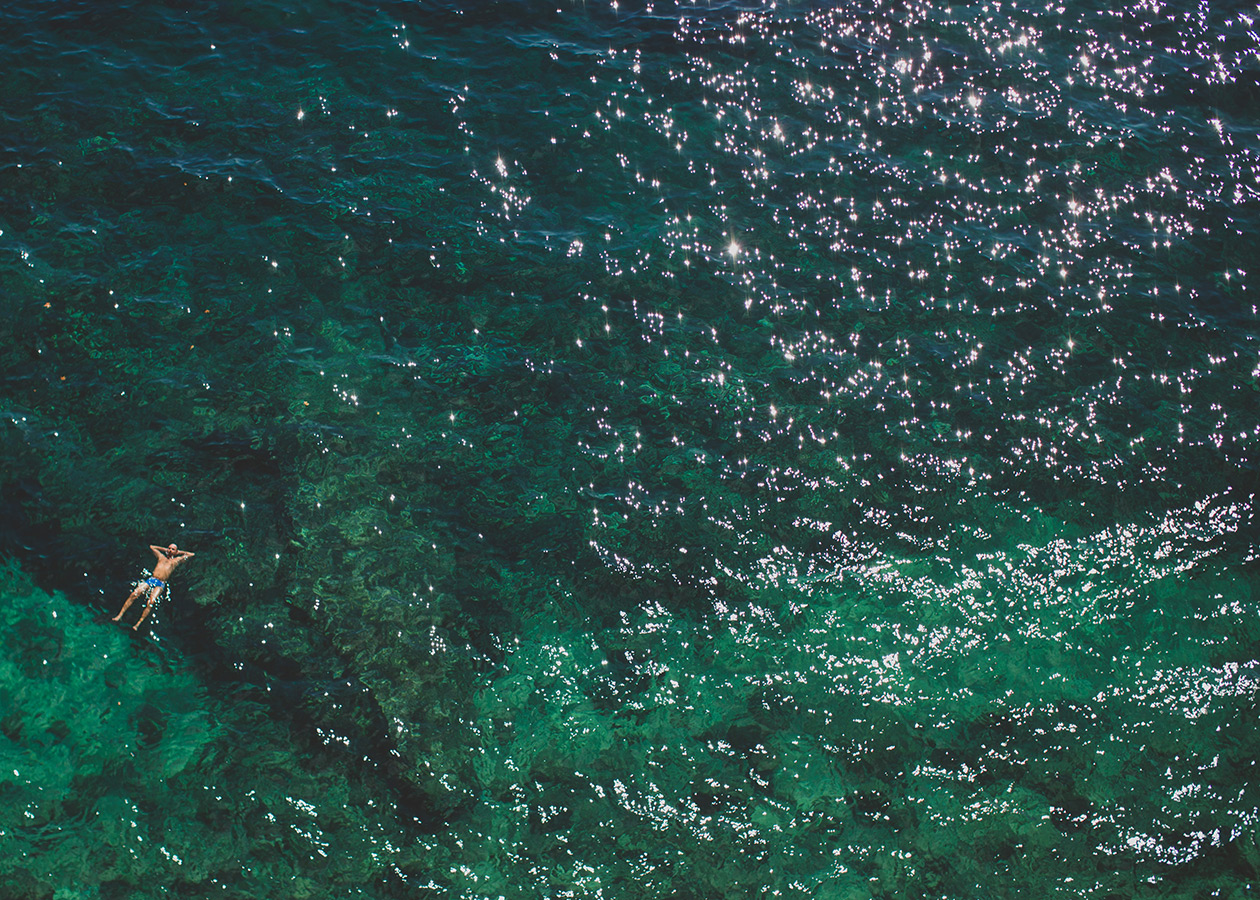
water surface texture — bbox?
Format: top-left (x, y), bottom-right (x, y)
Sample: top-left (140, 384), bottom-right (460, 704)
top-left (2, 0), bottom-right (1259, 897)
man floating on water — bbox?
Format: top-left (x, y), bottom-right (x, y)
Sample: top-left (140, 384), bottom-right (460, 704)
top-left (112, 543), bottom-right (195, 630)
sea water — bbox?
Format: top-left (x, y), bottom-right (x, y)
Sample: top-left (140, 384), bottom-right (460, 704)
top-left (1, 1), bottom-right (1258, 897)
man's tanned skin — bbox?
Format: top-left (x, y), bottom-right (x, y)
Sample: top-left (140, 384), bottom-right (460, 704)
top-left (113, 543), bottom-right (195, 630)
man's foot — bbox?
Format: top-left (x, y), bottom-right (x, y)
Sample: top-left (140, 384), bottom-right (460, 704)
top-left (132, 624), bottom-right (140, 631)
top-left (111, 615), bottom-right (122, 622)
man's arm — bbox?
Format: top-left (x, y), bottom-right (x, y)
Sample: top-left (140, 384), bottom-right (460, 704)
top-left (176, 549), bottom-right (196, 558)
top-left (149, 544), bottom-right (169, 559)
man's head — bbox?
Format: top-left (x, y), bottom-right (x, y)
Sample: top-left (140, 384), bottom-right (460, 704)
top-left (168, 543), bottom-right (178, 552)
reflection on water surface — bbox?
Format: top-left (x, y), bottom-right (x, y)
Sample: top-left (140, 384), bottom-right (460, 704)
top-left (0, 0), bottom-right (1258, 897)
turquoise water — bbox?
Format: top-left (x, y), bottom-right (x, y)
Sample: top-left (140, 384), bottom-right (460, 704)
top-left (1, 0), bottom-right (1259, 896)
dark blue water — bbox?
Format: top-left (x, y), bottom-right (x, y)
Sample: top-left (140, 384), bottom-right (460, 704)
top-left (2, 1), bottom-right (1259, 897)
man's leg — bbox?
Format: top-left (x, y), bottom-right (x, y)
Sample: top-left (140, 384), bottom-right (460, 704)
top-left (112, 584), bottom-right (145, 622)
top-left (133, 585), bottom-right (163, 630)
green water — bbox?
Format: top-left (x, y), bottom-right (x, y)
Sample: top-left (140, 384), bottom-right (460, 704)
top-left (2, 0), bottom-right (1259, 897)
